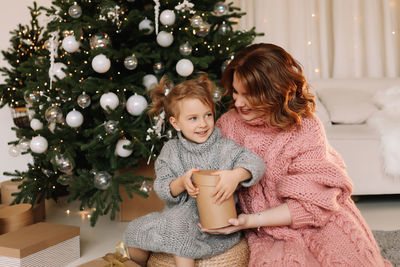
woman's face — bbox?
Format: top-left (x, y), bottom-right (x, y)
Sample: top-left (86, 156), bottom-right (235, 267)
top-left (232, 72), bottom-right (264, 121)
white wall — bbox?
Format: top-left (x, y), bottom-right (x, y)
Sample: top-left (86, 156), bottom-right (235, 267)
top-left (0, 0), bottom-right (52, 183)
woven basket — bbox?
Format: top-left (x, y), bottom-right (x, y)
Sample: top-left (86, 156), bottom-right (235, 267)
top-left (147, 237), bottom-right (249, 267)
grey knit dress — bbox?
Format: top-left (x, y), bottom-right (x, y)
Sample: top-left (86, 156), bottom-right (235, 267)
top-left (123, 128), bottom-right (265, 259)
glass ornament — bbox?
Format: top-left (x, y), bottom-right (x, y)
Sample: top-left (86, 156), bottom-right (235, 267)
top-left (77, 92), bottom-right (91, 108)
top-left (90, 33), bottom-right (111, 50)
top-left (104, 120), bottom-right (118, 134)
top-left (176, 59), bottom-right (194, 77)
top-left (190, 15), bottom-right (203, 27)
top-left (126, 94), bottom-right (148, 116)
top-left (58, 174), bottom-right (72, 186)
top-left (124, 54), bottom-right (138, 70)
top-left (30, 136), bottom-right (48, 154)
top-left (8, 145), bottom-right (20, 157)
top-left (138, 18), bottom-right (154, 35)
top-left (214, 2), bottom-right (229, 16)
top-left (218, 22), bottom-right (230, 35)
top-left (94, 171), bottom-right (112, 190)
top-left (92, 54), bottom-right (111, 73)
top-left (68, 3), bottom-right (82, 19)
top-left (55, 154), bottom-right (74, 174)
top-left (194, 22), bottom-right (210, 37)
top-left (17, 138), bottom-right (31, 153)
top-left (142, 74), bottom-right (158, 90)
top-left (140, 180), bottom-right (153, 193)
top-left (179, 42), bottom-right (192, 56)
top-left (45, 106), bottom-right (63, 123)
top-left (153, 62), bottom-right (165, 75)
top-left (24, 90), bottom-right (41, 104)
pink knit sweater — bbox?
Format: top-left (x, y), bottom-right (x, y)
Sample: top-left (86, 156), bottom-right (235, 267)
top-left (217, 109), bottom-right (391, 267)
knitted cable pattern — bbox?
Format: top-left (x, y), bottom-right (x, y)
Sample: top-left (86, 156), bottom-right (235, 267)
top-left (217, 109), bottom-right (392, 267)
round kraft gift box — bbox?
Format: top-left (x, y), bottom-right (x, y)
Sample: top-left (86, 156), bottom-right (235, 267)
top-left (147, 237), bottom-right (250, 267)
top-left (0, 203), bottom-right (34, 234)
top-left (193, 170), bottom-right (237, 229)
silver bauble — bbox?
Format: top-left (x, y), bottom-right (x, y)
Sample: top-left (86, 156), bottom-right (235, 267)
top-left (153, 62), bottom-right (165, 75)
top-left (45, 106), bottom-right (63, 123)
top-left (77, 92), bottom-right (91, 109)
top-left (190, 15), bottom-right (203, 27)
top-left (24, 90), bottom-right (41, 104)
top-left (140, 180), bottom-right (153, 193)
top-left (68, 3), bottom-right (82, 19)
top-left (214, 2), bottom-right (229, 16)
top-left (124, 54), bottom-right (138, 70)
top-left (179, 42), bottom-right (192, 56)
top-left (194, 22), bottom-right (210, 37)
top-left (90, 33), bottom-right (111, 49)
top-left (17, 138), bottom-right (31, 153)
top-left (218, 22), bottom-right (230, 35)
top-left (104, 120), bottom-right (118, 134)
top-left (94, 171), bottom-right (112, 190)
top-left (55, 154), bottom-right (74, 174)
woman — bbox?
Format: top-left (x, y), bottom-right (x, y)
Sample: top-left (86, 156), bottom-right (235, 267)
top-left (201, 43), bottom-right (391, 267)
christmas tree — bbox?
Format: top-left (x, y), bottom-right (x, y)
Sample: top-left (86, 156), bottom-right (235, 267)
top-left (1, 0), bottom-right (260, 226)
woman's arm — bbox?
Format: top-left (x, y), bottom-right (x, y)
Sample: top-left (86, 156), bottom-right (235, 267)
top-left (200, 203), bottom-right (292, 234)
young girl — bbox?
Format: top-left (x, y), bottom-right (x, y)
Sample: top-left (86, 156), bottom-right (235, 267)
top-left (123, 74), bottom-right (265, 267)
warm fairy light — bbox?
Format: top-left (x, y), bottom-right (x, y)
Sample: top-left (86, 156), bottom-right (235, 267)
top-left (66, 209), bottom-right (71, 214)
top-left (308, 41), bottom-right (312, 45)
top-left (314, 68), bottom-right (320, 73)
top-left (311, 13), bottom-right (316, 17)
top-left (392, 31), bottom-right (396, 35)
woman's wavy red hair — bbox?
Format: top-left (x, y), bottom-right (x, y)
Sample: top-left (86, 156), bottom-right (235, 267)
top-left (221, 43), bottom-right (315, 130)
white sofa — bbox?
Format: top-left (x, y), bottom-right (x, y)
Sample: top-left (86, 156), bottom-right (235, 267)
top-left (310, 78), bottom-right (400, 195)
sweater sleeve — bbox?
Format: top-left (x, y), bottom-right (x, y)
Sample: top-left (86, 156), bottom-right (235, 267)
top-left (220, 137), bottom-right (266, 187)
top-left (276, 118), bottom-right (353, 229)
top-left (153, 141), bottom-right (186, 206)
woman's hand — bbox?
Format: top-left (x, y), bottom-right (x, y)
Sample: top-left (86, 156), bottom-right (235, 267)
top-left (210, 170), bottom-right (240, 205)
top-left (198, 214), bottom-right (249, 235)
top-left (181, 168), bottom-right (199, 198)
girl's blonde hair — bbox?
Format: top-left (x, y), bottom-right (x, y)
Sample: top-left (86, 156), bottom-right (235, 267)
top-left (148, 73), bottom-right (216, 120)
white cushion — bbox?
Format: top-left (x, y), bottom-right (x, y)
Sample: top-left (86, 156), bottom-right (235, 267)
top-left (317, 88), bottom-right (377, 124)
top-left (314, 97), bottom-right (331, 126)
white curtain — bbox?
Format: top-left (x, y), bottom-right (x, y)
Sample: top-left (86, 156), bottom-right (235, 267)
top-left (235, 0), bottom-right (400, 80)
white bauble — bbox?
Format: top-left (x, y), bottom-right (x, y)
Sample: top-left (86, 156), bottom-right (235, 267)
top-left (115, 139), bottom-right (133, 157)
top-left (30, 136), bottom-right (48, 154)
top-left (160, 10), bottom-right (176, 25)
top-left (156, 31), bottom-right (173, 47)
top-left (8, 145), bottom-right (20, 157)
top-left (62, 35), bottom-right (80, 53)
top-left (138, 18), bottom-right (154, 35)
top-left (49, 62), bottom-right (67, 80)
top-left (100, 92), bottom-right (119, 110)
top-left (30, 118), bottom-right (43, 131)
top-left (142, 74), bottom-right (158, 90)
top-left (126, 94), bottom-right (148, 116)
top-left (176, 59), bottom-right (194, 77)
top-left (92, 54), bottom-right (111, 73)
top-left (66, 110), bottom-right (84, 128)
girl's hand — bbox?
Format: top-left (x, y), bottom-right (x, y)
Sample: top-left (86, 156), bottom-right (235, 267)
top-left (198, 214), bottom-right (249, 235)
top-left (181, 168), bottom-right (199, 198)
top-left (210, 170), bottom-right (240, 205)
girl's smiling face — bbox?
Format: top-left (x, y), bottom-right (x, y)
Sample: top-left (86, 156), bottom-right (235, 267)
top-left (169, 98), bottom-right (214, 143)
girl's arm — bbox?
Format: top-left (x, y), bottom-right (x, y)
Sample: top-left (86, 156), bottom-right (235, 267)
top-left (200, 203), bottom-right (292, 234)
top-left (170, 168), bottom-right (199, 198)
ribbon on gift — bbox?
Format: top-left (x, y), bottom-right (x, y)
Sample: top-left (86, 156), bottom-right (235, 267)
top-left (102, 242), bottom-right (130, 267)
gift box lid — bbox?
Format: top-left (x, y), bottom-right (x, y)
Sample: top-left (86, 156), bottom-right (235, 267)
top-left (0, 222), bottom-right (80, 258)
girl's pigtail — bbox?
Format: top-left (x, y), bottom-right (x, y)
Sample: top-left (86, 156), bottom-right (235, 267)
top-left (148, 76), bottom-right (169, 116)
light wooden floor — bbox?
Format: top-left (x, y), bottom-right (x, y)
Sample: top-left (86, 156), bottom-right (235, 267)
top-left (42, 194), bottom-right (400, 266)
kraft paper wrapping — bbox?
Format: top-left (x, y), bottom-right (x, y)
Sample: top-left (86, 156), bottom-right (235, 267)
top-left (193, 170), bottom-right (237, 229)
top-left (0, 204), bottom-right (34, 235)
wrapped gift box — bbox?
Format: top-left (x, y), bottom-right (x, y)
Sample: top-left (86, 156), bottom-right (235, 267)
top-left (1, 180), bottom-right (45, 223)
top-left (0, 204), bottom-right (34, 235)
top-left (119, 161), bottom-right (165, 221)
top-left (0, 222), bottom-right (80, 267)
